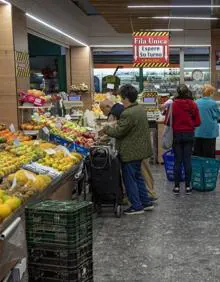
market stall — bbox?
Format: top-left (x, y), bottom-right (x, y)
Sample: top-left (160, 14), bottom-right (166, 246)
top-left (0, 109), bottom-right (95, 280)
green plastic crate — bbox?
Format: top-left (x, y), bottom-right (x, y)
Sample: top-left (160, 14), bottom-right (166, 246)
top-left (192, 157), bottom-right (220, 192)
top-left (25, 200), bottom-right (92, 227)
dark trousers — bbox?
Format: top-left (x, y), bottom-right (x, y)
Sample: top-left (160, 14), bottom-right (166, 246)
top-left (121, 161), bottom-right (151, 210)
top-left (173, 132), bottom-right (194, 187)
top-left (194, 138), bottom-right (216, 159)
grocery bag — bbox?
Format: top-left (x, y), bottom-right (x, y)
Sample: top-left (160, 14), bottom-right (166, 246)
top-left (162, 104), bottom-right (173, 150)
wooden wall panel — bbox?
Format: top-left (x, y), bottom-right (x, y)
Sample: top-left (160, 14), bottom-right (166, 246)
top-left (0, 5), bottom-right (18, 127)
top-left (70, 47), bottom-right (94, 110)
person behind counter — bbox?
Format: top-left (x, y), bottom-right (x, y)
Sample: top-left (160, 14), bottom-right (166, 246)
top-left (101, 84), bottom-right (154, 215)
top-left (194, 84), bottom-right (220, 158)
top-left (100, 99), bottom-right (124, 122)
top-left (171, 84), bottom-right (201, 195)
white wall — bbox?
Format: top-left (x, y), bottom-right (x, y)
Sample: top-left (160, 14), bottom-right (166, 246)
top-left (9, 0), bottom-right (89, 46)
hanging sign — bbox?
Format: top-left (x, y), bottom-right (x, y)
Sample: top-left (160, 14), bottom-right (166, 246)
top-left (133, 32), bottom-right (170, 68)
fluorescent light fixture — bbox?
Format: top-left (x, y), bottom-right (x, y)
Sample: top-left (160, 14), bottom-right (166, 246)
top-left (150, 16), bottom-right (218, 20)
top-left (140, 29), bottom-right (183, 32)
top-left (128, 5), bottom-right (220, 8)
top-left (90, 45), bottom-right (133, 48)
top-left (91, 44), bottom-right (211, 48)
top-left (170, 44), bottom-right (211, 47)
top-left (0, 0), bottom-right (11, 5)
top-left (26, 13), bottom-right (88, 47)
top-left (184, 67), bottom-right (210, 70)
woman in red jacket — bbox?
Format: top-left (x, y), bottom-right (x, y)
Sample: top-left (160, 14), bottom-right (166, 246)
top-left (172, 85), bottom-right (201, 194)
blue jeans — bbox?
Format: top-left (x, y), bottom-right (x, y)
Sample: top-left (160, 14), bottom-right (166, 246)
top-left (121, 161), bottom-right (151, 210)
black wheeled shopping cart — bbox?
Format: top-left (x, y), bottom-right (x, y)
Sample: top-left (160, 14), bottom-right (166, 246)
top-left (87, 146), bottom-right (122, 218)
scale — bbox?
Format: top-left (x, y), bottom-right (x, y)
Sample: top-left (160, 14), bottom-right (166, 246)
top-left (140, 92), bottom-right (160, 121)
top-left (63, 100), bottom-right (84, 119)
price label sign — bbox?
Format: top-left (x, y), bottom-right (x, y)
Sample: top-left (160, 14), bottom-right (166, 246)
top-left (107, 83), bottom-right (115, 90)
top-left (9, 124), bottom-right (16, 133)
top-left (44, 148), bottom-right (56, 155)
top-left (13, 139), bottom-right (20, 146)
top-left (133, 31), bottom-right (170, 67)
top-left (43, 127), bottom-right (50, 135)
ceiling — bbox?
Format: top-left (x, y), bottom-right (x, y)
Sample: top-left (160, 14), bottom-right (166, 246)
top-left (89, 0), bottom-right (220, 33)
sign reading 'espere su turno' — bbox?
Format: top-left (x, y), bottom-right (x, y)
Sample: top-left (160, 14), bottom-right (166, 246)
top-left (133, 32), bottom-right (170, 68)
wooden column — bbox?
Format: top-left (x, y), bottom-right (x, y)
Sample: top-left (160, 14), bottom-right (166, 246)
top-left (0, 4), bottom-right (17, 127)
top-left (211, 29), bottom-right (220, 97)
top-left (0, 4), bottom-right (29, 128)
top-left (70, 46), bottom-right (94, 110)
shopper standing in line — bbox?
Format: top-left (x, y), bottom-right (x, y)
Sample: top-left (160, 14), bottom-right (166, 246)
top-left (171, 85), bottom-right (201, 194)
top-left (101, 84), bottom-right (153, 215)
top-left (194, 84), bottom-right (220, 158)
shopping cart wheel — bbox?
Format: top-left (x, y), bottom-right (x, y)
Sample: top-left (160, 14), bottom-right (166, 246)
top-left (114, 205), bottom-right (121, 218)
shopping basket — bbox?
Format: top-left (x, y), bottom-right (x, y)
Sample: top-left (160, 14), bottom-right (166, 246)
top-left (163, 149), bottom-right (185, 182)
top-left (191, 156), bottom-right (220, 192)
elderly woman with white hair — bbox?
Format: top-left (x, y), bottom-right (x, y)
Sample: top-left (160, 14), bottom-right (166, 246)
top-left (194, 84), bottom-right (220, 158)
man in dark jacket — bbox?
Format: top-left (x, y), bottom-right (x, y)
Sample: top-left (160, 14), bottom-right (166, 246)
top-left (103, 84), bottom-right (154, 215)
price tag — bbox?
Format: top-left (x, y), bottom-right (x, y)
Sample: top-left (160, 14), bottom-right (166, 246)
top-left (11, 177), bottom-right (17, 190)
top-left (107, 83), bottom-right (114, 90)
top-left (43, 127), bottom-right (50, 135)
top-left (33, 113), bottom-right (40, 121)
top-left (13, 139), bottom-right (20, 146)
top-left (56, 121), bottom-right (62, 129)
top-left (24, 171), bottom-right (36, 181)
top-left (44, 148), bottom-right (56, 155)
top-left (9, 124), bottom-right (16, 133)
top-left (57, 145), bottom-right (71, 157)
top-left (33, 140), bottom-right (40, 145)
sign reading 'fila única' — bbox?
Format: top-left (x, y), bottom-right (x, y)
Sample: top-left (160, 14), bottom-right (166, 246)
top-left (133, 32), bottom-right (170, 68)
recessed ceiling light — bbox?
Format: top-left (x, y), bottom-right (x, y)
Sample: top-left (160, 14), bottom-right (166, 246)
top-left (26, 13), bottom-right (88, 47)
top-left (0, 0), bottom-right (11, 5)
top-left (139, 16), bottom-right (218, 20)
top-left (128, 5), bottom-right (220, 8)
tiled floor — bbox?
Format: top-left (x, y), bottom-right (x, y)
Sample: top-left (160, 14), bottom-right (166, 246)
top-left (93, 165), bottom-right (220, 282)
top-left (21, 165), bottom-right (220, 282)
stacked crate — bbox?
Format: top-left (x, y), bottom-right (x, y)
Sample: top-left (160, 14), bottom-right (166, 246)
top-left (25, 200), bottom-right (93, 282)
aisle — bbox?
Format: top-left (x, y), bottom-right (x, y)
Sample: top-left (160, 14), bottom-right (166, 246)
top-left (93, 165), bottom-right (220, 282)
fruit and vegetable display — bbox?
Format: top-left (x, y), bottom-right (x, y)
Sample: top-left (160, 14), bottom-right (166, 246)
top-left (0, 129), bottom-right (32, 143)
top-left (0, 169), bottom-right (52, 222)
top-left (92, 103), bottom-right (104, 118)
top-left (19, 89), bottom-right (51, 107)
top-left (70, 83), bottom-right (88, 92)
top-left (0, 129), bottom-right (84, 224)
top-left (21, 121), bottom-right (43, 131)
top-left (94, 93), bottom-right (107, 102)
top-left (38, 150), bottom-right (83, 172)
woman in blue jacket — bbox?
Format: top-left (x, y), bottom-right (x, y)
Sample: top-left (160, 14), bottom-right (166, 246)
top-left (194, 85), bottom-right (220, 158)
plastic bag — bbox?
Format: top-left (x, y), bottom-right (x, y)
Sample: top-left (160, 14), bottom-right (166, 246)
top-left (84, 110), bottom-right (96, 128)
top-left (162, 104), bottom-right (173, 150)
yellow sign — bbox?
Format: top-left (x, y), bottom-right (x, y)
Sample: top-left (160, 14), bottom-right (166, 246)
top-left (15, 51), bottom-right (30, 77)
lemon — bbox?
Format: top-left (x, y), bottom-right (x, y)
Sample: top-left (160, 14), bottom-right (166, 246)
top-left (0, 204), bottom-right (12, 220)
top-left (0, 190), bottom-right (6, 198)
top-left (5, 197), bottom-right (21, 211)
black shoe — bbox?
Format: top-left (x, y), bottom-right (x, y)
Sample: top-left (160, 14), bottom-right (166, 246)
top-left (124, 207), bottom-right (144, 215)
top-left (144, 203), bottom-right (154, 211)
top-left (185, 187), bottom-right (192, 194)
top-left (173, 187), bottom-right (180, 194)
